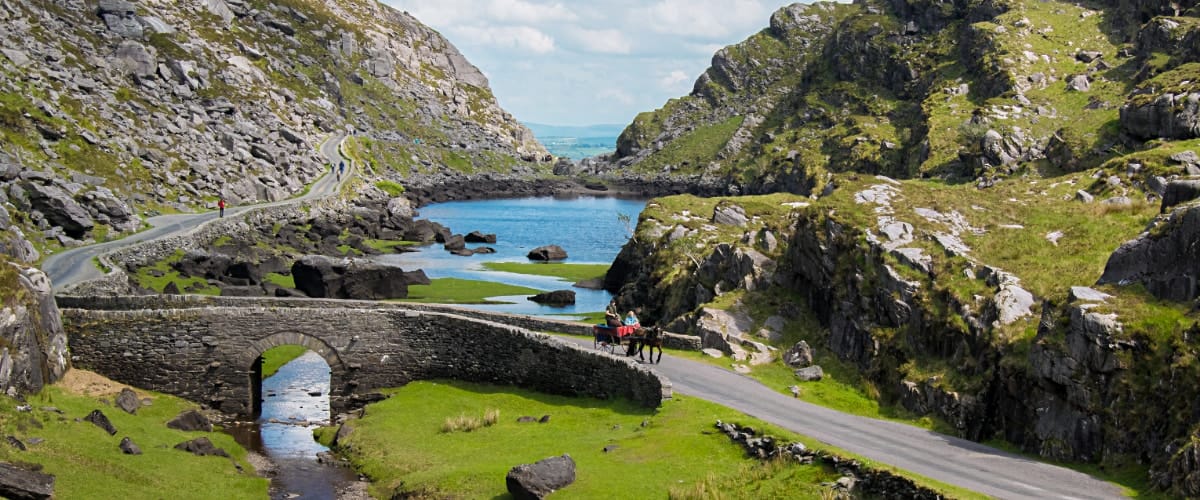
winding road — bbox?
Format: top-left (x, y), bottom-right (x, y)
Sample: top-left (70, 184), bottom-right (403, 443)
top-left (41, 134), bottom-right (1123, 498)
top-left (567, 341), bottom-right (1124, 500)
top-left (42, 134), bottom-right (351, 291)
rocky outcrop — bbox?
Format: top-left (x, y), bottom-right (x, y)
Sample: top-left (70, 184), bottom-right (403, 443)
top-left (0, 462), bottom-right (54, 500)
top-left (291, 255), bottom-right (430, 300)
top-left (505, 454), bottom-right (576, 500)
top-left (1121, 91), bottom-right (1200, 140)
top-left (0, 262), bottom-right (69, 396)
top-left (1098, 203), bottom-right (1200, 301)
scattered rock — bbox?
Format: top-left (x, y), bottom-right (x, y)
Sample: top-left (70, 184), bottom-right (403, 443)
top-left (527, 290), bottom-right (575, 306)
top-left (527, 245), bottom-right (567, 261)
top-left (539, 415), bottom-right (551, 424)
top-left (84, 410), bottom-right (117, 435)
top-left (1069, 286), bottom-right (1112, 303)
top-left (291, 255), bottom-right (429, 300)
top-left (506, 454), bottom-right (576, 500)
top-left (602, 445), bottom-right (619, 453)
top-left (6, 437), bottom-right (25, 451)
top-left (712, 203), bottom-right (748, 226)
top-left (1075, 190), bottom-right (1094, 203)
top-left (783, 340), bottom-right (814, 368)
top-left (701, 348), bottom-right (725, 358)
top-left (119, 437), bottom-right (142, 455)
top-left (464, 231), bottom-right (497, 243)
top-left (517, 416), bottom-right (537, 423)
top-left (115, 388), bottom-right (140, 414)
top-left (174, 437), bottom-right (229, 458)
top-left (167, 410), bottom-right (213, 432)
top-left (794, 365), bottom-right (824, 381)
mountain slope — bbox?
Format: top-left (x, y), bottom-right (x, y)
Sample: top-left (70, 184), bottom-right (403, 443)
top-left (0, 0), bottom-right (545, 260)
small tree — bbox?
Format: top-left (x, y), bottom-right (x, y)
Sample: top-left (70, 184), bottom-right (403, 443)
top-left (617, 212), bottom-right (637, 244)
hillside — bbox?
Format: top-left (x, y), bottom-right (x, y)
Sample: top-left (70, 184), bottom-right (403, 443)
top-left (600, 0), bottom-right (1200, 495)
top-left (0, 0), bottom-right (546, 263)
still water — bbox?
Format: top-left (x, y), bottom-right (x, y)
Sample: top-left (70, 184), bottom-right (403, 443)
top-left (227, 196), bottom-right (646, 497)
top-left (376, 196), bottom-right (647, 317)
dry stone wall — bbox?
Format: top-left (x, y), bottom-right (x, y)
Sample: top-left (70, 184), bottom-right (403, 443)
top-left (60, 296), bottom-right (670, 416)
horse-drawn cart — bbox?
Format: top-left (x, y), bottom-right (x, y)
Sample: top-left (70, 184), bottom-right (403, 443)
top-left (592, 324), bottom-right (638, 354)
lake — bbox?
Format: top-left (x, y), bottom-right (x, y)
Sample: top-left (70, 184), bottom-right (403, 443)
top-left (375, 196), bottom-right (647, 317)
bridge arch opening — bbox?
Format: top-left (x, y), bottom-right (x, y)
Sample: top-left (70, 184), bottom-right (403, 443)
top-left (240, 333), bottom-right (349, 419)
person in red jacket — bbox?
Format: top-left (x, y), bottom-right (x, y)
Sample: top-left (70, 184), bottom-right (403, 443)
top-left (218, 197), bottom-right (226, 218)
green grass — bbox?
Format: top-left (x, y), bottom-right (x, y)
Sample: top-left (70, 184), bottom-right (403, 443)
top-left (362, 239), bottom-right (420, 252)
top-left (259, 345), bottom-right (309, 378)
top-left (132, 250), bottom-right (220, 295)
top-left (481, 262), bottom-right (609, 283)
top-left (263, 272), bottom-right (295, 289)
top-left (396, 278), bottom-right (540, 304)
top-left (374, 180), bottom-right (405, 197)
top-left (318, 380), bottom-right (975, 499)
top-left (0, 375), bottom-right (266, 499)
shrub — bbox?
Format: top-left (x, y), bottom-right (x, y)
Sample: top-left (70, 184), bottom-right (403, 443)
top-left (375, 180), bottom-right (405, 197)
top-left (440, 414), bottom-right (482, 433)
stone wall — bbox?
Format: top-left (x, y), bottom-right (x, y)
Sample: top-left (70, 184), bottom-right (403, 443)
top-left (60, 296), bottom-right (670, 417)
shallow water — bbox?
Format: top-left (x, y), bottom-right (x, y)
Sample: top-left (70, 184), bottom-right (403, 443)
top-left (226, 351), bottom-right (358, 499)
top-left (376, 196), bottom-right (647, 317)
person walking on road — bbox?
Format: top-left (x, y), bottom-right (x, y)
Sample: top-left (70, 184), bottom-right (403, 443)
top-left (337, 161), bottom-right (345, 181)
top-left (218, 197), bottom-right (226, 218)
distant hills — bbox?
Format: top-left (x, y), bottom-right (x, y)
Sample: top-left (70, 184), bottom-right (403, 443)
top-left (524, 123), bottom-right (624, 160)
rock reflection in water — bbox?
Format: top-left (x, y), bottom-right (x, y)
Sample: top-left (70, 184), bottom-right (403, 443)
top-left (227, 350), bottom-right (359, 499)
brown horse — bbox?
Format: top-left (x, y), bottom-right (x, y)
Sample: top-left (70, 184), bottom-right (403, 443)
top-left (635, 326), bottom-right (663, 364)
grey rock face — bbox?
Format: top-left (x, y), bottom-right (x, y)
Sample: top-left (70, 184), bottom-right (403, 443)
top-left (0, 265), bottom-right (69, 396)
top-left (174, 437), bottom-right (229, 457)
top-left (291, 255), bottom-right (430, 300)
top-left (111, 41), bottom-right (156, 77)
top-left (1162, 179), bottom-right (1200, 212)
top-left (1098, 204), bottom-right (1200, 301)
top-left (506, 454), bottom-right (576, 500)
top-left (0, 462), bottom-right (55, 500)
top-left (21, 182), bottom-right (93, 238)
top-left (115, 388), bottom-right (140, 414)
top-left (1121, 92), bottom-right (1200, 140)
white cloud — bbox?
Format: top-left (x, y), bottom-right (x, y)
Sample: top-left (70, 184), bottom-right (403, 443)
top-left (388, 0), bottom-right (577, 25)
top-left (657, 70), bottom-right (691, 90)
top-left (629, 0), bottom-right (773, 38)
top-left (566, 27), bottom-right (632, 54)
top-left (454, 25), bottom-right (557, 54)
top-left (598, 87), bottom-right (635, 106)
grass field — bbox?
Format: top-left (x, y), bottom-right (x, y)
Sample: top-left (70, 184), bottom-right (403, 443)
top-left (316, 380), bottom-right (942, 499)
top-left (0, 371), bottom-right (266, 499)
top-left (260, 345), bottom-right (309, 378)
top-left (482, 262), bottom-right (609, 283)
top-left (397, 278), bottom-right (540, 304)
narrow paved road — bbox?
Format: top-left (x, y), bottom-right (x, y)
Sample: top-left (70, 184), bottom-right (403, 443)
top-left (560, 337), bottom-right (1122, 500)
top-left (43, 134), bottom-right (351, 291)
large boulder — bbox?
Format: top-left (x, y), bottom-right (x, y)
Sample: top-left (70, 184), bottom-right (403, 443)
top-left (527, 245), bottom-right (568, 261)
top-left (528, 290), bottom-right (575, 306)
top-left (1162, 179), bottom-right (1200, 212)
top-left (21, 182), bottom-right (93, 238)
top-left (0, 462), bottom-right (54, 499)
top-left (1098, 204), bottom-right (1200, 301)
top-left (0, 264), bottom-right (69, 396)
top-left (783, 340), bottom-right (814, 368)
top-left (465, 231), bottom-right (497, 243)
top-left (174, 437), bottom-right (229, 458)
top-left (291, 255), bottom-right (429, 300)
top-left (1120, 91), bottom-right (1200, 140)
top-left (167, 410), bottom-right (213, 432)
top-left (506, 454), bottom-right (576, 500)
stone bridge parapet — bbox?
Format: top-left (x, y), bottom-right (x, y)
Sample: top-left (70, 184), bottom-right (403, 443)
top-left (59, 295), bottom-right (671, 416)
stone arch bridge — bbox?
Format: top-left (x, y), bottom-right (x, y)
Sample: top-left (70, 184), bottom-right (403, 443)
top-left (57, 295), bottom-right (670, 417)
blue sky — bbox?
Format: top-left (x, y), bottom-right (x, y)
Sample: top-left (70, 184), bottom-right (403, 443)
top-left (383, 0), bottom-right (793, 126)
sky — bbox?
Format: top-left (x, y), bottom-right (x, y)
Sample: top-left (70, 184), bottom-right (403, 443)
top-left (382, 0), bottom-right (795, 127)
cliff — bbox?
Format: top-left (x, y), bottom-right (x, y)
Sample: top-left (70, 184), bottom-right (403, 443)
top-left (601, 0), bottom-right (1200, 494)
